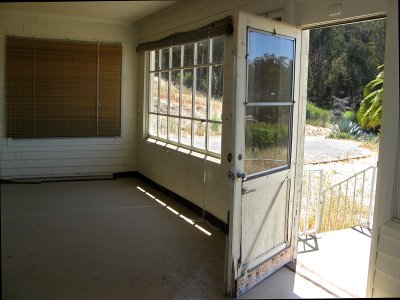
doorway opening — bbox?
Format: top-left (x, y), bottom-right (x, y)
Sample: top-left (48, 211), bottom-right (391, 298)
top-left (296, 17), bottom-right (386, 298)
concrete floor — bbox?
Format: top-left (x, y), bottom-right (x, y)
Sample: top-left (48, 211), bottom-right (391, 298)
top-left (1, 178), bottom-right (333, 299)
top-left (296, 227), bottom-right (372, 298)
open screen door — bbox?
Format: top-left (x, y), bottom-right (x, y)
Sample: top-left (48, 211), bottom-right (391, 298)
top-left (227, 11), bottom-right (306, 297)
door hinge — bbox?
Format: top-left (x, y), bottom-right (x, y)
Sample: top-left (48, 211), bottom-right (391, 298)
top-left (228, 171), bottom-right (236, 180)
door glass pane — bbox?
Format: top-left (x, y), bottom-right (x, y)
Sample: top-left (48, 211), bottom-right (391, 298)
top-left (245, 106), bottom-right (291, 175)
top-left (247, 30), bottom-right (294, 103)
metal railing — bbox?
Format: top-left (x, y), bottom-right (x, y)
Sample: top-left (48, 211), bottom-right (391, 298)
top-left (300, 165), bottom-right (377, 235)
top-left (299, 169), bottom-right (323, 235)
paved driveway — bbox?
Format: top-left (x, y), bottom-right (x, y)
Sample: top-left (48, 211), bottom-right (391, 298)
top-left (304, 136), bottom-right (372, 164)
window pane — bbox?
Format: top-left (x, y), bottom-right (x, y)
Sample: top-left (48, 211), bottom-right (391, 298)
top-left (154, 50), bottom-right (160, 71)
top-left (182, 70), bottom-right (193, 117)
top-left (245, 106), bottom-right (291, 175)
top-left (210, 65), bottom-right (223, 121)
top-left (195, 67), bottom-right (208, 119)
top-left (169, 117), bottom-right (179, 142)
top-left (180, 119), bottom-right (192, 146)
top-left (149, 113), bottom-right (157, 136)
top-left (212, 37), bottom-right (224, 64)
top-left (150, 51), bottom-right (156, 71)
top-left (170, 71), bottom-right (180, 115)
top-left (159, 72), bottom-right (168, 114)
top-left (159, 115), bottom-right (167, 139)
top-left (208, 122), bottom-right (221, 154)
top-left (247, 31), bottom-right (294, 103)
top-left (161, 48), bottom-right (170, 70)
top-left (172, 46), bottom-right (181, 68)
top-left (150, 72), bottom-right (159, 113)
top-left (197, 40), bottom-right (208, 65)
top-left (183, 44), bottom-right (194, 67)
top-left (193, 120), bottom-right (206, 149)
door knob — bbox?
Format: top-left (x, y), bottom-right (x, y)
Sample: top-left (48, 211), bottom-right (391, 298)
top-left (237, 171), bottom-right (247, 180)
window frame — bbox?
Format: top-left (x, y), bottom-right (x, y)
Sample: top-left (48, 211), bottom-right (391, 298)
top-left (244, 27), bottom-right (296, 179)
top-left (146, 37), bottom-right (224, 158)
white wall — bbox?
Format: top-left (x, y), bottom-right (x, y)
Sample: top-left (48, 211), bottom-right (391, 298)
top-left (136, 0), bottom-right (289, 223)
top-left (366, 0), bottom-right (400, 297)
top-left (0, 10), bottom-right (138, 179)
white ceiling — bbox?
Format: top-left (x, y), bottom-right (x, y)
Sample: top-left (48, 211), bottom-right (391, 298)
top-left (0, 1), bottom-right (179, 24)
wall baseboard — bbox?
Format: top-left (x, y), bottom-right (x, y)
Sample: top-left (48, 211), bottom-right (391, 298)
top-left (1, 171), bottom-right (229, 233)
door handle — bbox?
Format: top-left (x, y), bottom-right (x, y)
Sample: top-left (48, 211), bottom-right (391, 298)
top-left (227, 171), bottom-right (247, 180)
top-left (236, 171), bottom-right (247, 180)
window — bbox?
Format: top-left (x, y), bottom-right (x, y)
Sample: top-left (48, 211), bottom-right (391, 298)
top-left (6, 36), bottom-right (122, 138)
top-left (148, 37), bottom-right (224, 156)
top-left (245, 29), bottom-right (295, 176)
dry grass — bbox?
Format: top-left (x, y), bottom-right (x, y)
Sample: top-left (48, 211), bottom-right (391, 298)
top-left (155, 77), bottom-right (223, 130)
top-left (244, 147), bottom-right (287, 174)
top-left (300, 166), bottom-right (375, 234)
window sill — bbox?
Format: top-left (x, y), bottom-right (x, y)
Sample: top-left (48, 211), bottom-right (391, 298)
top-left (145, 138), bottom-right (221, 164)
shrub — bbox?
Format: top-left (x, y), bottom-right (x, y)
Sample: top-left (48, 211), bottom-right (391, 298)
top-left (328, 118), bottom-right (378, 141)
top-left (246, 122), bottom-right (288, 150)
top-left (342, 110), bottom-right (358, 122)
top-left (306, 102), bottom-right (333, 127)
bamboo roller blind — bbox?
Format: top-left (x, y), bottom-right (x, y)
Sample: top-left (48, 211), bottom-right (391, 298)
top-left (6, 36), bottom-right (122, 137)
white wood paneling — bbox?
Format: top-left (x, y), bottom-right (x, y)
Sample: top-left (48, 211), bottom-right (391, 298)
top-left (372, 221), bottom-right (400, 297)
top-left (373, 270), bottom-right (400, 297)
top-left (0, 10), bottom-right (137, 179)
top-left (366, 0), bottom-right (399, 297)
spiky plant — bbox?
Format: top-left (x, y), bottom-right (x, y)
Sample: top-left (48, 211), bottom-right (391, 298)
top-left (358, 65), bottom-right (383, 130)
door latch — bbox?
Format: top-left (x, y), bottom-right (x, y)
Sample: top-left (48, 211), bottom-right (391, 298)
top-left (227, 171), bottom-right (247, 181)
top-left (236, 171), bottom-right (247, 180)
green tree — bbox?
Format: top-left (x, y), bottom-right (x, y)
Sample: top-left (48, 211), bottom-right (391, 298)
top-left (307, 19), bottom-right (386, 110)
top-left (357, 64), bottom-right (384, 129)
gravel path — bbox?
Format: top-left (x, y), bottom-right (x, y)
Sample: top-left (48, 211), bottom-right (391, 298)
top-left (304, 136), bottom-right (372, 164)
top-left (303, 125), bottom-right (378, 186)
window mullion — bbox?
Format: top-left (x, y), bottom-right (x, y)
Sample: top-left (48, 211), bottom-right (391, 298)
top-left (157, 51), bottom-right (161, 138)
top-left (167, 48), bottom-right (172, 141)
top-left (178, 45), bottom-right (184, 144)
top-left (96, 41), bottom-right (100, 136)
top-left (192, 43), bottom-right (197, 148)
top-left (206, 38), bottom-right (212, 151)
